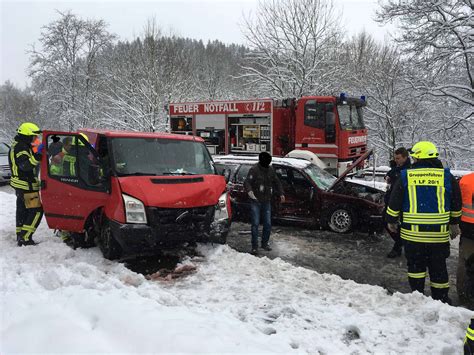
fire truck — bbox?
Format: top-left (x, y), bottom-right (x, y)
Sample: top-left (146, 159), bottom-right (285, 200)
top-left (168, 94), bottom-right (368, 176)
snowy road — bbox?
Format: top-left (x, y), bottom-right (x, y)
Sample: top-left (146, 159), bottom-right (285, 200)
top-left (1, 188), bottom-right (472, 353)
top-left (227, 222), bottom-right (462, 304)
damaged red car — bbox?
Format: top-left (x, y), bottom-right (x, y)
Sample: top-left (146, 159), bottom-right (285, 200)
top-left (214, 150), bottom-right (385, 234)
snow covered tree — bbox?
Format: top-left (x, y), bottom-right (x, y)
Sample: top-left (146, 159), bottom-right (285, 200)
top-left (376, 0), bottom-right (473, 168)
top-left (0, 81), bottom-right (40, 140)
top-left (29, 11), bottom-right (115, 130)
top-left (241, 0), bottom-right (343, 97)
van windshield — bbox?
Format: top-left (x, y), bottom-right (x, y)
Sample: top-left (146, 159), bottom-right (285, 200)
top-left (304, 164), bottom-right (336, 190)
top-left (110, 137), bottom-right (216, 176)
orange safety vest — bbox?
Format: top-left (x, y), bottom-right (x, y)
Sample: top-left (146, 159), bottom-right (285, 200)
top-left (460, 172), bottom-right (474, 224)
top-left (31, 137), bottom-right (41, 153)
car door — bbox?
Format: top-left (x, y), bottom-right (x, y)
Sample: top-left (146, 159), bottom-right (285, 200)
top-left (228, 164), bottom-right (252, 215)
top-left (40, 131), bottom-right (110, 232)
top-left (273, 165), bottom-right (314, 222)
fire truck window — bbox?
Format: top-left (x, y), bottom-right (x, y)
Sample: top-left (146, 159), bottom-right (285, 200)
top-left (304, 100), bottom-right (325, 129)
top-left (338, 104), bottom-right (364, 129)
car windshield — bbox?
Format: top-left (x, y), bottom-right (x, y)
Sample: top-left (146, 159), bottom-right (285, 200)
top-left (0, 143), bottom-right (9, 155)
top-left (111, 137), bottom-right (216, 176)
top-left (304, 164), bottom-right (337, 190)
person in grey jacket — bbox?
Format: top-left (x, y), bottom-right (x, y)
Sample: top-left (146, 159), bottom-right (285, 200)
top-left (244, 152), bottom-right (284, 255)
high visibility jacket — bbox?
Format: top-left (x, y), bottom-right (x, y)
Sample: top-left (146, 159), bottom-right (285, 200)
top-left (386, 162), bottom-right (462, 243)
top-left (62, 154), bottom-right (77, 176)
top-left (460, 173), bottom-right (474, 224)
top-left (8, 135), bottom-right (41, 192)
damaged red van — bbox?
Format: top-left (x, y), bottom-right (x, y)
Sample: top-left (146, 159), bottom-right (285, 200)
top-left (40, 129), bottom-right (231, 259)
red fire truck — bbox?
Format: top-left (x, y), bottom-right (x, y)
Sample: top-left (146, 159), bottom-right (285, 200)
top-left (168, 94), bottom-right (368, 175)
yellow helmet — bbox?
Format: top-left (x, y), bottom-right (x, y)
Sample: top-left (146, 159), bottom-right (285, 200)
top-left (71, 133), bottom-right (90, 146)
top-left (17, 122), bottom-right (41, 136)
top-left (409, 141), bottom-right (439, 159)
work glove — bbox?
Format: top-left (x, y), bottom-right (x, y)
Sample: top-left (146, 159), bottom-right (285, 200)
top-left (387, 223), bottom-right (398, 234)
top-left (450, 224), bottom-right (461, 239)
top-left (37, 143), bottom-right (45, 155)
top-left (248, 191), bottom-right (257, 200)
top-left (280, 195), bottom-right (285, 203)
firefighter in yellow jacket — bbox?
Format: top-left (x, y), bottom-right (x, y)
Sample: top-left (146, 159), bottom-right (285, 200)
top-left (8, 122), bottom-right (44, 246)
top-left (386, 141), bottom-right (462, 304)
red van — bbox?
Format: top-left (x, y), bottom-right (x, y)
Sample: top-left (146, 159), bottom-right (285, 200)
top-left (40, 129), bottom-right (231, 259)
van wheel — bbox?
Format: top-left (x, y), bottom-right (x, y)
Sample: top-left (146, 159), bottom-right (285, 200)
top-left (328, 207), bottom-right (354, 233)
top-left (214, 231), bottom-right (228, 245)
top-left (99, 219), bottom-right (122, 260)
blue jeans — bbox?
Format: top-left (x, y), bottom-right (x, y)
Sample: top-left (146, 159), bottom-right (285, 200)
top-left (250, 200), bottom-right (272, 249)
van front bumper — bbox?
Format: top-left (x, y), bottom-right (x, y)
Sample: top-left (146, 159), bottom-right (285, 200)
top-left (109, 217), bottom-right (230, 254)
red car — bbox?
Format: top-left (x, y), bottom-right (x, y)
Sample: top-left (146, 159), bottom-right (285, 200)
top-left (214, 150), bottom-right (384, 234)
top-left (40, 129), bottom-right (231, 259)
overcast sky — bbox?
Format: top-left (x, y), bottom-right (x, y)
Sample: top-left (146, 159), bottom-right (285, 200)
top-left (0, 0), bottom-right (391, 88)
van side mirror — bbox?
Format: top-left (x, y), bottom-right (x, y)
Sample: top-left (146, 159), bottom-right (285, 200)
top-left (222, 168), bottom-right (231, 183)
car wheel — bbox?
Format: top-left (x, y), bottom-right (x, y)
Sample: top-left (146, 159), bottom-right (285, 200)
top-left (328, 207), bottom-right (354, 233)
top-left (99, 219), bottom-right (122, 260)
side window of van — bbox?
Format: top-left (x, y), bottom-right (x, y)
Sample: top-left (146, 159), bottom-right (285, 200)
top-left (47, 134), bottom-right (104, 190)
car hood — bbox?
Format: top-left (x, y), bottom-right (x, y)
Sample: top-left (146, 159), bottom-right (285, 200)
top-left (118, 175), bottom-right (226, 208)
top-left (328, 149), bottom-right (373, 191)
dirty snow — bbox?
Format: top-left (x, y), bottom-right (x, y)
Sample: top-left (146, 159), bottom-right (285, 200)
top-left (0, 190), bottom-right (472, 354)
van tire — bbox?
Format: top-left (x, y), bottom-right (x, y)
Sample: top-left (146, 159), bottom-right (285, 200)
top-left (327, 207), bottom-right (355, 233)
top-left (214, 231), bottom-right (228, 245)
top-left (99, 219), bottom-right (122, 260)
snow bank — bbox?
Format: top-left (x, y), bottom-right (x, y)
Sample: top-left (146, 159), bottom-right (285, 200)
top-left (0, 190), bottom-right (472, 354)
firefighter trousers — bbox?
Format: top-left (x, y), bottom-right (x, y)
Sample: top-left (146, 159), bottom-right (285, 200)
top-left (404, 241), bottom-right (450, 302)
top-left (16, 190), bottom-right (43, 243)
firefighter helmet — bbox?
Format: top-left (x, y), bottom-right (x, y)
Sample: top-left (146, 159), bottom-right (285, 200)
top-left (17, 122), bottom-right (41, 136)
top-left (71, 133), bottom-right (89, 146)
top-left (409, 141), bottom-right (439, 159)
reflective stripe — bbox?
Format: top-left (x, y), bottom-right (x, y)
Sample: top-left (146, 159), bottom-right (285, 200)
top-left (450, 210), bottom-right (462, 217)
top-left (463, 210), bottom-right (474, 218)
top-left (464, 203), bottom-right (474, 210)
top-left (403, 217), bottom-right (450, 224)
top-left (408, 185), bottom-right (416, 213)
top-left (387, 207), bottom-right (399, 217)
top-left (408, 272), bottom-right (426, 279)
top-left (437, 186), bottom-right (445, 213)
top-left (22, 212), bottom-right (41, 241)
top-left (400, 228), bottom-right (450, 243)
top-left (15, 151), bottom-right (29, 158)
top-left (430, 281), bottom-right (449, 289)
top-left (467, 327), bottom-right (474, 338)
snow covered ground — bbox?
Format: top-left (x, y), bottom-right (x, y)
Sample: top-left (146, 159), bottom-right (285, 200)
top-left (1, 190), bottom-right (473, 354)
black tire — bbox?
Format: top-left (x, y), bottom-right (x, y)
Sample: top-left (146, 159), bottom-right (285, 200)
top-left (99, 219), bottom-right (122, 260)
top-left (213, 231), bottom-right (228, 245)
top-left (327, 207), bottom-right (355, 233)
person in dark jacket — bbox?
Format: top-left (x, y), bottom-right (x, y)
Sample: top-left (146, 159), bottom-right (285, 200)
top-left (244, 152), bottom-right (284, 255)
top-left (384, 147), bottom-right (411, 258)
top-left (386, 141), bottom-right (462, 304)
top-left (8, 122), bottom-right (44, 246)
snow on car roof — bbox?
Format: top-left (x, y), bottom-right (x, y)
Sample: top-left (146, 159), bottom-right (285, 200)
top-left (213, 155), bottom-right (312, 169)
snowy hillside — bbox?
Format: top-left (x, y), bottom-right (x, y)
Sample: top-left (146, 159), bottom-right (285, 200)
top-left (0, 190), bottom-right (472, 354)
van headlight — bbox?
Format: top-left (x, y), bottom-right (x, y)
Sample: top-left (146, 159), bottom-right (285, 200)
top-left (123, 194), bottom-right (147, 224)
top-left (214, 192), bottom-right (229, 221)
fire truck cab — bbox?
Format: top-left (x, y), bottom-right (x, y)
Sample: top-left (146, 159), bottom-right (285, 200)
top-left (168, 94), bottom-right (368, 176)
top-left (40, 129), bottom-right (231, 260)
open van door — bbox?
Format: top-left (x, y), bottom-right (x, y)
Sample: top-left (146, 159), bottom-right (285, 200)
top-left (40, 131), bottom-right (109, 232)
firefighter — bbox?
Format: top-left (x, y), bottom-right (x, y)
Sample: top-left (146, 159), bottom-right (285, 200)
top-left (458, 172), bottom-right (474, 354)
top-left (457, 172), bottom-right (474, 303)
top-left (386, 141), bottom-right (462, 303)
top-left (464, 318), bottom-right (474, 355)
top-left (8, 122), bottom-right (44, 246)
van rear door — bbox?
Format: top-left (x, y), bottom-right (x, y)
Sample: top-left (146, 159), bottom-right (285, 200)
top-left (40, 131), bottom-right (109, 232)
